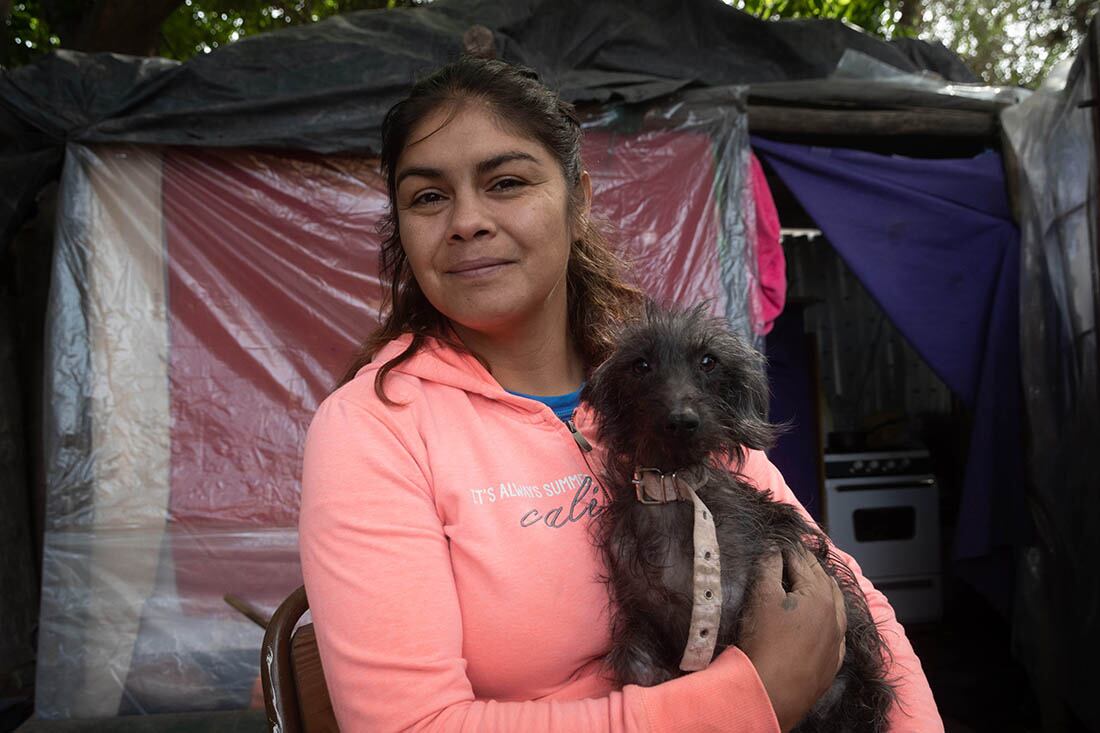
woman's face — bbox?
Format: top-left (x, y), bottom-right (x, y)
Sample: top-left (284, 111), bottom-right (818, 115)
top-left (394, 103), bottom-right (589, 340)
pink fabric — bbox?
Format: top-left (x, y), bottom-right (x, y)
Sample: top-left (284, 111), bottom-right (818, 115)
top-left (750, 152), bottom-right (786, 335)
top-left (299, 334), bottom-right (942, 732)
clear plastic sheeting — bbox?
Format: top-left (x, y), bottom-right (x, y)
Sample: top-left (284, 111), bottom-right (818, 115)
top-left (1000, 20), bottom-right (1100, 732)
top-left (38, 93), bottom-right (755, 717)
top-left (748, 50), bottom-right (1027, 120)
top-left (37, 526), bottom-right (300, 716)
top-left (830, 50), bottom-right (1029, 106)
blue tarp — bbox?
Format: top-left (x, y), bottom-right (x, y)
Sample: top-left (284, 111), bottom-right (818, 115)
top-left (753, 137), bottom-right (1028, 565)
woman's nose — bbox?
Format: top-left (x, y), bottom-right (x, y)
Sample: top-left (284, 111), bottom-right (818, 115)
top-left (447, 191), bottom-right (494, 243)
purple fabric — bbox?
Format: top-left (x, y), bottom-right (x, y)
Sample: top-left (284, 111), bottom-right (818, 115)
top-left (765, 303), bottom-right (822, 522)
top-left (753, 137), bottom-right (1026, 562)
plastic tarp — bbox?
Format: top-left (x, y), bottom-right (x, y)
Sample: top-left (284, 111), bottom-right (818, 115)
top-left (37, 93), bottom-right (756, 717)
top-left (749, 49), bottom-right (1025, 113)
top-left (751, 138), bottom-right (1028, 571)
top-left (0, 0), bottom-right (982, 250)
top-left (1001, 20), bottom-right (1100, 731)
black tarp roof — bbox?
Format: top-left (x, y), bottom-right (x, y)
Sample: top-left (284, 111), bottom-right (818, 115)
top-left (0, 0), bottom-right (986, 246)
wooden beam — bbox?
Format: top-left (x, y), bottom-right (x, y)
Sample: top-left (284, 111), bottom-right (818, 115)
top-left (747, 105), bottom-right (996, 138)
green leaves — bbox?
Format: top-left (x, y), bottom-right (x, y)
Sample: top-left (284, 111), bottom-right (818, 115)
top-left (157, 0), bottom-right (404, 59)
top-left (3, 2), bottom-right (61, 67)
top-left (732, 0), bottom-right (894, 33)
top-left (910, 0), bottom-right (1095, 87)
top-left (1, 0), bottom-right (413, 68)
top-left (730, 0), bottom-right (1096, 87)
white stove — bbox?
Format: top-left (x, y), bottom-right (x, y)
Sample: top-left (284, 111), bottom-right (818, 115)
top-left (823, 450), bottom-right (942, 624)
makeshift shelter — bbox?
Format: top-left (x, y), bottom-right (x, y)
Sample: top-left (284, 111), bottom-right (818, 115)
top-left (0, 0), bottom-right (1095, 726)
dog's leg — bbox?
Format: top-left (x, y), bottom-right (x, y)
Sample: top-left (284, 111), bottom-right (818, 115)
top-left (608, 625), bottom-right (678, 687)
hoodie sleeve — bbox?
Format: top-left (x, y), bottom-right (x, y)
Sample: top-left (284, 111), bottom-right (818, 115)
top-left (740, 450), bottom-right (944, 733)
top-left (299, 393), bottom-right (781, 733)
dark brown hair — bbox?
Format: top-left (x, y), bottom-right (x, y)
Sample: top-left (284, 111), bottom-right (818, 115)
top-left (339, 56), bottom-right (643, 402)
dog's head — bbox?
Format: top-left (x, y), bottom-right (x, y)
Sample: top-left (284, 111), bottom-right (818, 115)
top-left (582, 302), bottom-right (776, 473)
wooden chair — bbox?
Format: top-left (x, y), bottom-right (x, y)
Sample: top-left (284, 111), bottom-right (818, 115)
top-left (261, 585), bottom-right (339, 732)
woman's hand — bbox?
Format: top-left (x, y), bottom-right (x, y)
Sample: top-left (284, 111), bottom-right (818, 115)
top-left (735, 546), bottom-right (847, 732)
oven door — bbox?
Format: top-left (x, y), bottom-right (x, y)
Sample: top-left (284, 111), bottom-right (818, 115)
top-left (823, 476), bottom-right (940, 579)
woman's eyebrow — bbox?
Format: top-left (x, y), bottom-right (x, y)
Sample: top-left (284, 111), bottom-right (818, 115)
top-left (476, 151), bottom-right (539, 176)
top-left (395, 151), bottom-right (540, 190)
top-left (395, 165), bottom-right (442, 189)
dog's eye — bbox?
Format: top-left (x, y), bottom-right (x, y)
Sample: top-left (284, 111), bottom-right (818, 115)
top-left (632, 358), bottom-right (650, 375)
top-left (700, 354), bottom-right (718, 372)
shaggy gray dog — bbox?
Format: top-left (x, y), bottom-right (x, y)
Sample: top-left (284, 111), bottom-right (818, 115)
top-left (581, 304), bottom-right (894, 733)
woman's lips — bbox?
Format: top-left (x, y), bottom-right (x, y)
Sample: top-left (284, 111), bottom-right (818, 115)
top-left (447, 259), bottom-right (514, 278)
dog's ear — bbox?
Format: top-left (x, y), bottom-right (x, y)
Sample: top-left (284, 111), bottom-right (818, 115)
top-left (709, 326), bottom-right (777, 452)
top-left (736, 355), bottom-right (778, 451)
top-left (582, 345), bottom-right (626, 409)
top-left (580, 358), bottom-right (607, 404)
top-left (743, 350), bottom-right (771, 415)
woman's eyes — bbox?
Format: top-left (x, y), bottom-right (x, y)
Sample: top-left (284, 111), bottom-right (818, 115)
top-left (490, 177), bottom-right (525, 192)
top-left (411, 177), bottom-right (525, 208)
top-left (410, 178), bottom-right (526, 207)
top-left (411, 191), bottom-right (445, 206)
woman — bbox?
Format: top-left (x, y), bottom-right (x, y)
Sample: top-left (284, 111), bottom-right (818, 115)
top-left (299, 57), bottom-right (942, 732)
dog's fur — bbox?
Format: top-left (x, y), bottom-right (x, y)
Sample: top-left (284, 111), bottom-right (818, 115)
top-left (581, 304), bottom-right (895, 733)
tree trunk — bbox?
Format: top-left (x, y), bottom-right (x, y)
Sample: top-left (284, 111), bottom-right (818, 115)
top-left (0, 0), bottom-right (12, 62)
top-left (898, 0), bottom-right (921, 32)
top-left (65, 0), bottom-right (185, 56)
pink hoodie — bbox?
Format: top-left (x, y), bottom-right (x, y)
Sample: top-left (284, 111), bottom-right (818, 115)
top-left (300, 334), bottom-right (942, 732)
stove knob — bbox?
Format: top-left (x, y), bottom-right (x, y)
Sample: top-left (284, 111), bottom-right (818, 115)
top-left (852, 460), bottom-right (864, 474)
top-left (868, 460), bottom-right (879, 471)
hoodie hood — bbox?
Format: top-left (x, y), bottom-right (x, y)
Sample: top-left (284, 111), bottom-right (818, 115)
top-left (361, 333), bottom-right (597, 431)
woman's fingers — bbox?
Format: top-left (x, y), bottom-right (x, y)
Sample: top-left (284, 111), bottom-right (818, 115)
top-left (783, 545), bottom-right (817, 591)
top-left (831, 576), bottom-right (847, 633)
top-left (832, 577), bottom-right (847, 672)
top-left (790, 544), bottom-right (848, 674)
top-left (739, 545), bottom-right (854, 732)
top-left (757, 549), bottom-right (786, 597)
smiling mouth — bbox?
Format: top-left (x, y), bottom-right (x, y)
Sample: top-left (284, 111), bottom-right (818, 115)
top-left (447, 259), bottom-right (514, 276)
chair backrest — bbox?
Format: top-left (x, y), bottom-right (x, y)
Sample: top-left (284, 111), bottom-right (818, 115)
top-left (262, 585), bottom-right (339, 732)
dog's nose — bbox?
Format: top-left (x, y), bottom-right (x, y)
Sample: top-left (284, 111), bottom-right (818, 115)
top-left (666, 409), bottom-right (700, 434)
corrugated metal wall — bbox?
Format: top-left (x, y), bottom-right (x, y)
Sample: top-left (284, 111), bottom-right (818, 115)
top-left (783, 233), bottom-right (953, 443)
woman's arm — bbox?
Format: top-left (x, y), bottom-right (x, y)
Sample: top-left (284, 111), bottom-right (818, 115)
top-left (740, 450), bottom-right (944, 733)
top-left (299, 393), bottom-right (781, 732)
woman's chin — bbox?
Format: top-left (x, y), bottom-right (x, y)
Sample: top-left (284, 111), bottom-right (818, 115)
top-left (444, 295), bottom-right (560, 340)
top-left (448, 308), bottom-right (533, 339)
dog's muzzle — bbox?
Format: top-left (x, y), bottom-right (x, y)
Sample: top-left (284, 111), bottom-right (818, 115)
top-left (632, 466), bottom-right (723, 672)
